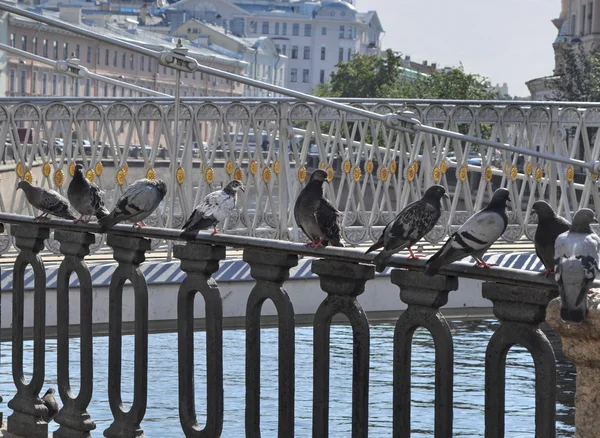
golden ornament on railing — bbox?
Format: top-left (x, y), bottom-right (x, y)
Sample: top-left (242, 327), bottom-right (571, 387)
top-left (146, 168), bottom-right (156, 180)
top-left (201, 163), bottom-right (206, 173)
top-left (432, 167), bottom-right (441, 181)
top-left (352, 166), bottom-right (361, 182)
top-left (24, 170), bottom-right (32, 183)
top-left (42, 162), bottom-right (51, 177)
top-left (250, 161), bottom-right (258, 175)
top-left (54, 169), bottom-right (65, 186)
top-left (510, 166), bottom-right (518, 181)
top-left (525, 162), bottom-right (533, 176)
top-left (319, 161), bottom-right (326, 170)
top-left (234, 168), bottom-right (243, 181)
top-left (15, 163), bottom-right (24, 177)
top-left (298, 167), bottom-right (307, 182)
top-left (326, 166), bottom-right (334, 181)
top-left (535, 167), bottom-right (543, 181)
top-left (366, 160), bottom-right (374, 174)
top-left (485, 166), bottom-right (493, 181)
top-left (226, 161), bottom-right (234, 175)
top-left (379, 166), bottom-right (389, 182)
top-left (86, 169), bottom-right (95, 183)
top-left (412, 161), bottom-right (419, 173)
top-left (123, 163), bottom-right (129, 175)
top-left (176, 167), bottom-right (185, 184)
top-left (95, 162), bottom-right (103, 176)
top-left (205, 168), bottom-right (214, 184)
top-left (566, 166), bottom-right (575, 182)
top-left (503, 162), bottom-right (510, 174)
top-left (343, 160), bottom-right (351, 174)
top-left (458, 165), bottom-right (468, 182)
top-left (274, 161), bottom-right (280, 175)
top-left (69, 162), bottom-right (76, 177)
top-left (592, 172), bottom-right (599, 181)
top-left (440, 161), bottom-right (448, 174)
top-left (407, 166), bottom-right (415, 182)
top-left (262, 167), bottom-right (272, 183)
top-left (389, 161), bottom-right (397, 174)
top-left (116, 169), bottom-right (126, 185)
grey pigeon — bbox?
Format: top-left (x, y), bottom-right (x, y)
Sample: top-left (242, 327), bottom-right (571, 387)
top-left (424, 187), bottom-right (511, 276)
top-left (67, 164), bottom-right (109, 223)
top-left (532, 200), bottom-right (571, 276)
top-left (98, 178), bottom-right (167, 232)
top-left (181, 180), bottom-right (245, 240)
top-left (41, 388), bottom-right (59, 423)
top-left (366, 185), bottom-right (449, 272)
top-left (554, 208), bottom-right (600, 323)
top-left (17, 180), bottom-right (76, 220)
top-left (294, 169), bottom-right (343, 248)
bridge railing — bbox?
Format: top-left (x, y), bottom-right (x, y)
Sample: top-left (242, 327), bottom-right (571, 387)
top-left (0, 214), bottom-right (561, 437)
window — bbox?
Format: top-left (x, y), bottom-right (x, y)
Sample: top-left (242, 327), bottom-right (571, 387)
top-left (74, 79), bottom-right (79, 97)
top-left (262, 21), bottom-right (269, 34)
top-left (321, 26), bottom-right (327, 36)
top-left (274, 22), bottom-right (280, 35)
top-left (32, 37), bottom-right (38, 55)
top-left (148, 58), bottom-right (152, 72)
top-left (347, 26), bottom-right (353, 39)
top-left (9, 33), bottom-right (14, 48)
top-left (8, 70), bottom-right (14, 93)
top-left (62, 76), bottom-right (67, 95)
top-left (42, 73), bottom-right (48, 95)
top-left (319, 69), bottom-right (325, 84)
top-left (292, 23), bottom-right (299, 36)
top-left (250, 21), bottom-right (257, 33)
top-left (76, 45), bottom-right (80, 59)
top-left (113, 51), bottom-right (117, 67)
top-left (141, 56), bottom-right (145, 71)
top-left (339, 48), bottom-right (344, 62)
top-left (130, 55), bottom-right (134, 69)
top-left (105, 49), bottom-right (109, 65)
top-left (589, 2), bottom-right (594, 35)
top-left (281, 45), bottom-right (287, 56)
top-left (112, 85), bottom-right (117, 97)
top-left (32, 71), bottom-right (37, 95)
top-left (302, 69), bottom-right (309, 83)
top-left (282, 23), bottom-right (287, 35)
top-left (85, 79), bottom-right (91, 96)
top-left (290, 68), bottom-right (297, 82)
top-left (87, 47), bottom-right (92, 63)
top-left (571, 13), bottom-right (577, 35)
top-left (275, 44), bottom-right (281, 54)
top-left (103, 83), bottom-right (108, 96)
top-left (303, 46), bottom-right (310, 60)
top-left (43, 39), bottom-right (48, 57)
top-left (122, 53), bottom-right (126, 68)
top-left (304, 24), bottom-right (312, 36)
top-left (20, 71), bottom-right (27, 95)
top-left (347, 48), bottom-right (352, 60)
top-left (53, 41), bottom-right (59, 59)
top-left (339, 25), bottom-right (345, 38)
top-left (63, 42), bottom-right (69, 59)
top-left (321, 46), bottom-right (326, 61)
top-left (21, 36), bottom-right (27, 51)
top-left (52, 74), bottom-right (58, 95)
top-left (582, 4), bottom-right (587, 34)
top-left (291, 45), bottom-right (298, 59)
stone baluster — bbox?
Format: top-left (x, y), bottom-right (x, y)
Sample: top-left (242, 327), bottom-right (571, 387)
top-left (174, 242), bottom-right (226, 437)
top-left (482, 283), bottom-right (556, 438)
top-left (547, 293), bottom-right (600, 438)
top-left (243, 249), bottom-right (298, 437)
top-left (104, 234), bottom-right (151, 438)
top-left (7, 226), bottom-right (50, 438)
top-left (311, 259), bottom-right (374, 438)
top-left (390, 270), bottom-right (458, 438)
top-left (53, 230), bottom-right (97, 438)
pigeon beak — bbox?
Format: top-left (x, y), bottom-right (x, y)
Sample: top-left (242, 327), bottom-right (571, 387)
top-left (443, 193), bottom-right (450, 200)
top-left (594, 217), bottom-right (599, 223)
top-left (239, 185), bottom-right (245, 192)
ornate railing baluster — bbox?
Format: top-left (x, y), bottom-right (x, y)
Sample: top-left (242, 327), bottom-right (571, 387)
top-left (390, 270), bottom-right (458, 438)
top-left (104, 233), bottom-right (151, 438)
top-left (482, 283), bottom-right (556, 438)
top-left (7, 225), bottom-right (50, 438)
top-left (53, 230), bottom-right (97, 438)
top-left (174, 242), bottom-right (226, 437)
top-left (243, 249), bottom-right (298, 438)
top-left (311, 259), bottom-right (374, 438)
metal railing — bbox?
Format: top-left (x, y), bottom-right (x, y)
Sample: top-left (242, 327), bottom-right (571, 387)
top-left (0, 214), bottom-right (560, 437)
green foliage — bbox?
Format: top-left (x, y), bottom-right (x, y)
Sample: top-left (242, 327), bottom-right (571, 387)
top-left (551, 44), bottom-right (600, 101)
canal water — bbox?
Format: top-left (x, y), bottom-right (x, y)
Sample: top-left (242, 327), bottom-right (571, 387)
top-left (0, 319), bottom-right (575, 437)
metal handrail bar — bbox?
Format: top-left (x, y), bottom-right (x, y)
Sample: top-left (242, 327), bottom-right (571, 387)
top-left (0, 213), bottom-right (560, 289)
top-left (1, 2), bottom-right (598, 174)
top-left (0, 42), bottom-right (170, 97)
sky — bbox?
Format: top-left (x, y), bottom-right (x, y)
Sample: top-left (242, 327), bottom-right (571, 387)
top-left (355, 0), bottom-right (561, 97)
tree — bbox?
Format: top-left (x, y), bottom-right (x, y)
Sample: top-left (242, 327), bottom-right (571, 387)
top-left (551, 44), bottom-right (600, 101)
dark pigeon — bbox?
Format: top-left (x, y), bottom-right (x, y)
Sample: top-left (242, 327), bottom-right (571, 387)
top-left (41, 388), bottom-right (59, 423)
top-left (366, 185), bottom-right (449, 272)
top-left (99, 178), bottom-right (167, 232)
top-left (67, 163), bottom-right (109, 223)
top-left (554, 208), bottom-right (600, 323)
top-left (532, 200), bottom-right (571, 276)
top-left (424, 187), bottom-right (511, 276)
top-left (17, 180), bottom-right (76, 220)
top-left (181, 180), bottom-right (245, 240)
top-left (294, 169), bottom-right (343, 248)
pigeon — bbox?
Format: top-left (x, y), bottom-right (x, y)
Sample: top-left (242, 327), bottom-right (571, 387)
top-left (424, 187), bottom-right (511, 276)
top-left (554, 208), bottom-right (600, 323)
top-left (41, 388), bottom-right (59, 423)
top-left (294, 169), bottom-right (343, 248)
top-left (98, 178), bottom-right (167, 232)
top-left (532, 200), bottom-right (571, 277)
top-left (67, 163), bottom-right (109, 223)
top-left (366, 185), bottom-right (449, 272)
top-left (17, 180), bottom-right (76, 220)
top-left (181, 179), bottom-right (245, 240)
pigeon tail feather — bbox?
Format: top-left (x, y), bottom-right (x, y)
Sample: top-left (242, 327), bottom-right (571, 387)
top-left (373, 250), bottom-right (394, 273)
top-left (365, 240), bottom-right (384, 254)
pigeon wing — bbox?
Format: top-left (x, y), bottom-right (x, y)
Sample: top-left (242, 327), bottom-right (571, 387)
top-left (315, 197), bottom-right (343, 247)
top-left (40, 189), bottom-right (76, 220)
top-left (535, 216), bottom-right (570, 270)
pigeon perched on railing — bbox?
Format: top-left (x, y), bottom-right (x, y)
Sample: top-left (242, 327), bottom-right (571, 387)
top-left (554, 208), bottom-right (600, 323)
top-left (424, 187), bottom-right (511, 276)
top-left (366, 185), bottom-right (448, 272)
top-left (294, 169), bottom-right (343, 248)
top-left (181, 179), bottom-right (245, 240)
top-left (532, 200), bottom-right (571, 277)
top-left (67, 163), bottom-right (109, 223)
top-left (17, 180), bottom-right (76, 220)
top-left (98, 178), bottom-right (167, 232)
top-left (41, 388), bottom-right (59, 423)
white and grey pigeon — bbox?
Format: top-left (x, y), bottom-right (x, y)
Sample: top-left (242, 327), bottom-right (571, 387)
top-left (67, 163), bottom-right (109, 223)
top-left (554, 208), bottom-right (600, 323)
top-left (98, 178), bottom-right (167, 232)
top-left (180, 179), bottom-right (245, 240)
top-left (424, 187), bottom-right (511, 276)
top-left (366, 185), bottom-right (449, 272)
top-left (41, 388), bottom-right (59, 423)
top-left (17, 180), bottom-right (76, 220)
top-left (294, 169), bottom-right (344, 248)
top-left (532, 200), bottom-right (571, 277)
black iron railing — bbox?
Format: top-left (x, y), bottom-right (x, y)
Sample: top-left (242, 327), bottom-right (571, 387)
top-left (0, 214), bottom-right (561, 438)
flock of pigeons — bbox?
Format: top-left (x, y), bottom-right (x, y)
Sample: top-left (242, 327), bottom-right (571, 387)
top-left (15, 167), bottom-right (600, 324)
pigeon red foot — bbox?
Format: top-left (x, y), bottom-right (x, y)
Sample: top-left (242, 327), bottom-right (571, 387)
top-left (539, 269), bottom-right (554, 277)
top-left (474, 259), bottom-right (496, 268)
